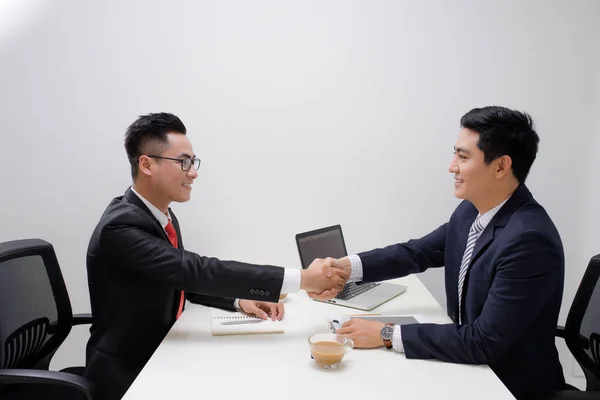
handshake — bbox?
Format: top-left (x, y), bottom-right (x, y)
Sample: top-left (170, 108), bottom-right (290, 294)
top-left (299, 257), bottom-right (351, 300)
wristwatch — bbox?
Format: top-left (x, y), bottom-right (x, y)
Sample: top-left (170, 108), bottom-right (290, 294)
top-left (380, 323), bottom-right (394, 349)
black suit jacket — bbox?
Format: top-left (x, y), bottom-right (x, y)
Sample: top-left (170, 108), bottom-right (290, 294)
top-left (84, 188), bottom-right (284, 399)
top-left (358, 185), bottom-right (565, 400)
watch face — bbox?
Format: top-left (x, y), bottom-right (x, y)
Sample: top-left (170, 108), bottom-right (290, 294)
top-left (381, 325), bottom-right (394, 340)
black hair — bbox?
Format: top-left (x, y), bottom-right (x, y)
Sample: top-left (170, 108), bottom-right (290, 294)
top-left (460, 106), bottom-right (539, 183)
top-left (124, 113), bottom-right (187, 179)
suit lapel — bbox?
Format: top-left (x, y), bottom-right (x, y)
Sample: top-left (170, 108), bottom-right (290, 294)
top-left (469, 184), bottom-right (532, 266)
top-left (169, 211), bottom-right (184, 250)
top-left (123, 187), bottom-right (171, 243)
top-left (124, 187), bottom-right (184, 317)
top-left (167, 208), bottom-right (185, 313)
top-left (470, 224), bottom-right (495, 267)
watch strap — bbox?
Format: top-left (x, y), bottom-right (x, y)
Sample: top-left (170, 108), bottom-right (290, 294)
top-left (382, 323), bottom-right (393, 349)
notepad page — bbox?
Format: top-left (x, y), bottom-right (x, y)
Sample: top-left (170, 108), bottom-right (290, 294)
top-left (209, 307), bottom-right (284, 336)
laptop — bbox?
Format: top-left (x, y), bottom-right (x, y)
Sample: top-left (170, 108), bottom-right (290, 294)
top-left (295, 224), bottom-right (406, 311)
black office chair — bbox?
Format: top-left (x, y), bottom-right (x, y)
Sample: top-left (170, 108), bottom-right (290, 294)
top-left (0, 239), bottom-right (93, 400)
top-left (550, 254), bottom-right (600, 400)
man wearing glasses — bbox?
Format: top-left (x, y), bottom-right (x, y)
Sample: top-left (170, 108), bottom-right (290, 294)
top-left (84, 113), bottom-right (348, 400)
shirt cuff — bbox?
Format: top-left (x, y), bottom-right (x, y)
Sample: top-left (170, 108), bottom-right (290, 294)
top-left (348, 254), bottom-right (364, 282)
top-left (233, 299), bottom-right (241, 310)
top-left (281, 268), bottom-right (301, 294)
top-left (392, 324), bottom-right (405, 353)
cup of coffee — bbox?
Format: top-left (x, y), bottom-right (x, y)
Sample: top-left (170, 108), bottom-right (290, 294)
top-left (308, 333), bottom-right (354, 369)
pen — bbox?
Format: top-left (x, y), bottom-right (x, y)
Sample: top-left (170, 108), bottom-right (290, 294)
top-left (221, 319), bottom-right (264, 325)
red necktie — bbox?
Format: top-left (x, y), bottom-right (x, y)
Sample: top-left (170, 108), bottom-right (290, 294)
top-left (165, 220), bottom-right (185, 319)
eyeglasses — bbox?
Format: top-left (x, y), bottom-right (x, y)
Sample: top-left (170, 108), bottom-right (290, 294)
top-left (146, 155), bottom-right (201, 171)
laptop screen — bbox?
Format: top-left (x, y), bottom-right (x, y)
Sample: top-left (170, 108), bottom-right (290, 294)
top-left (296, 225), bottom-right (348, 269)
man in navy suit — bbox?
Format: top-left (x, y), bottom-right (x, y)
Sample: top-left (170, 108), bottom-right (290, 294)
top-left (317, 106), bottom-right (565, 399)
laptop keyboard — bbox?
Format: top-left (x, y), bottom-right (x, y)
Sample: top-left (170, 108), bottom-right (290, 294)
top-left (337, 282), bottom-right (380, 300)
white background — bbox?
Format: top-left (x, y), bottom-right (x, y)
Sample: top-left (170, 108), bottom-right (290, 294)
top-left (1, 0), bottom-right (598, 389)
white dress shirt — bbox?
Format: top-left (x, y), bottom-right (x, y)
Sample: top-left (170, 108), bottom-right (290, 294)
top-left (348, 197), bottom-right (510, 352)
top-left (131, 188), bottom-right (301, 310)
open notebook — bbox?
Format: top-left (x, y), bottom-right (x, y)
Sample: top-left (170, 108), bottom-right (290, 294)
top-left (209, 307), bottom-right (284, 336)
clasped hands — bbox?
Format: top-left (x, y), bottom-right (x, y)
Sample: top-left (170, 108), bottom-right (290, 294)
top-left (300, 257), bottom-right (351, 299)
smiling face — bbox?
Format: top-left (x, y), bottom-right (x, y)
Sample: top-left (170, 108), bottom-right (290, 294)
top-left (448, 128), bottom-right (498, 204)
top-left (137, 132), bottom-right (199, 207)
top-left (153, 133), bottom-right (198, 203)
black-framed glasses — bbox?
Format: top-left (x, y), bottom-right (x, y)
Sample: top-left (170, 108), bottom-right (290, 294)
top-left (146, 155), bottom-right (201, 171)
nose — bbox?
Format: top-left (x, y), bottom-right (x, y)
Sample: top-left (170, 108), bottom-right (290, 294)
top-left (449, 157), bottom-right (459, 174)
top-left (187, 167), bottom-right (199, 179)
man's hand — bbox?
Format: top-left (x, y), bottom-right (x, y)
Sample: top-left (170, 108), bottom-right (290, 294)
top-left (336, 319), bottom-right (386, 349)
top-left (300, 257), bottom-right (349, 296)
top-left (307, 257), bottom-right (352, 300)
top-left (238, 300), bottom-right (284, 321)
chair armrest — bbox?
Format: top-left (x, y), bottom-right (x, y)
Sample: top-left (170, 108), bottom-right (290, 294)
top-left (0, 369), bottom-right (93, 400)
top-left (555, 326), bottom-right (590, 349)
top-left (72, 313), bottom-right (92, 326)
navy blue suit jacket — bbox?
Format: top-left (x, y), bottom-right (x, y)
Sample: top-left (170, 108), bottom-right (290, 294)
top-left (358, 184), bottom-right (565, 400)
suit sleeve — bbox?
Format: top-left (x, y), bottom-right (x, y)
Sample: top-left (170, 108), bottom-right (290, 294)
top-left (186, 293), bottom-right (236, 311)
top-left (98, 216), bottom-right (284, 303)
top-left (400, 229), bottom-right (563, 364)
top-left (358, 223), bottom-right (447, 282)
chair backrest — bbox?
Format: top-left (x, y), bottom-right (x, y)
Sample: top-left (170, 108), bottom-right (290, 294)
top-left (565, 254), bottom-right (600, 391)
top-left (0, 239), bottom-right (73, 370)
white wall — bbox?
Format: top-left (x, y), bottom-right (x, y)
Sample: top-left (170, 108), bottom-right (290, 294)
top-left (1, 0), bottom-right (599, 387)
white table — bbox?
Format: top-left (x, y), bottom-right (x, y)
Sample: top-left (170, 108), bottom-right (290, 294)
top-left (123, 275), bottom-right (515, 399)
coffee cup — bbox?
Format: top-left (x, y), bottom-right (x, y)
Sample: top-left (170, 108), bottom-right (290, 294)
top-left (308, 333), bottom-right (353, 368)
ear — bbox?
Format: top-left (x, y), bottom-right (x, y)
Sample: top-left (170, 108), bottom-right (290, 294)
top-left (138, 155), bottom-right (153, 177)
top-left (494, 155), bottom-right (513, 179)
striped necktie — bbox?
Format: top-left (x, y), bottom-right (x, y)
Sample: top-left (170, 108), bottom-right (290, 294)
top-left (457, 217), bottom-right (484, 324)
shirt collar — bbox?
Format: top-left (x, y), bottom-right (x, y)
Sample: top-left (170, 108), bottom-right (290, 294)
top-left (476, 196), bottom-right (511, 231)
top-left (130, 187), bottom-right (171, 229)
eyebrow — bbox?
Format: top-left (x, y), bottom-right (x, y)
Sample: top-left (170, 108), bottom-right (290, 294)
top-left (454, 146), bottom-right (471, 155)
top-left (177, 152), bottom-right (196, 159)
